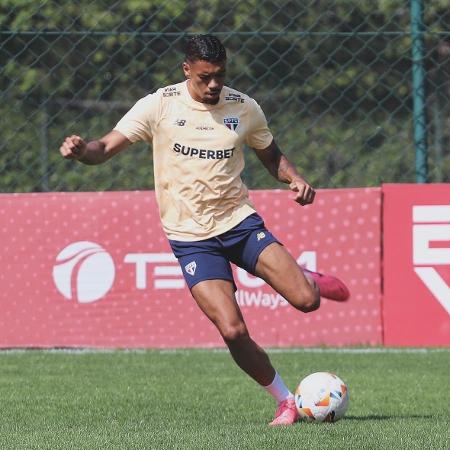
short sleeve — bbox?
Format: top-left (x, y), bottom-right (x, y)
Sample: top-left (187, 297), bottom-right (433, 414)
top-left (245, 98), bottom-right (274, 150)
top-left (113, 92), bottom-right (161, 143)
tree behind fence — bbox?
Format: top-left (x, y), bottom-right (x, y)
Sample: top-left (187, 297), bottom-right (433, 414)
top-left (1, 0), bottom-right (449, 192)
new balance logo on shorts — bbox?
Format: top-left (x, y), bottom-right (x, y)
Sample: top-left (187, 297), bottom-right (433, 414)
top-left (257, 232), bottom-right (266, 241)
top-left (185, 261), bottom-right (197, 276)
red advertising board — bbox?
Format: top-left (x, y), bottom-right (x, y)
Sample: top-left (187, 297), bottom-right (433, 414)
top-left (0, 189), bottom-right (382, 348)
top-left (383, 184), bottom-right (450, 346)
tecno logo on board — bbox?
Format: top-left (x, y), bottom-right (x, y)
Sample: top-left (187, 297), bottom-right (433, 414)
top-left (413, 205), bottom-right (450, 314)
top-left (53, 241), bottom-right (116, 304)
top-left (53, 241), bottom-right (317, 304)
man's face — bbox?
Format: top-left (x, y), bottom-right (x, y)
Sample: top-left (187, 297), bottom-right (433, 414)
top-left (183, 59), bottom-right (226, 104)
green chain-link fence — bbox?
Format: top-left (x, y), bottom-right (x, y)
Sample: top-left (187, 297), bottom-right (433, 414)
top-left (1, 0), bottom-right (449, 192)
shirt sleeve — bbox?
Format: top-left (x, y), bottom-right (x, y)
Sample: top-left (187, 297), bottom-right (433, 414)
top-left (113, 92), bottom-right (161, 143)
top-left (245, 98), bottom-right (274, 150)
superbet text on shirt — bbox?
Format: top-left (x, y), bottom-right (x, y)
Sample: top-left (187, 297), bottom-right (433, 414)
top-left (114, 81), bottom-right (273, 241)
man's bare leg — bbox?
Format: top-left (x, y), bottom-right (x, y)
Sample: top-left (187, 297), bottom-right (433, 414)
top-left (190, 279), bottom-right (300, 425)
top-left (255, 242), bottom-right (321, 312)
top-left (191, 279), bottom-right (275, 385)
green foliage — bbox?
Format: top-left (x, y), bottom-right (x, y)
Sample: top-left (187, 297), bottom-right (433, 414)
top-left (1, 0), bottom-right (449, 192)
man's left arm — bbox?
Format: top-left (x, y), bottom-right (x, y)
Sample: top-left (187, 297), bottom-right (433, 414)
top-left (253, 139), bottom-right (315, 206)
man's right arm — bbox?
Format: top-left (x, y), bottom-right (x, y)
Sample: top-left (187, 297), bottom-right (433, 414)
top-left (59, 130), bottom-right (132, 165)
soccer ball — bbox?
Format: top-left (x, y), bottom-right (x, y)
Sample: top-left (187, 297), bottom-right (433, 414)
top-left (294, 372), bottom-right (349, 422)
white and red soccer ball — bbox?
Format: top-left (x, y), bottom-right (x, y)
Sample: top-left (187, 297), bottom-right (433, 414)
top-left (294, 372), bottom-right (349, 422)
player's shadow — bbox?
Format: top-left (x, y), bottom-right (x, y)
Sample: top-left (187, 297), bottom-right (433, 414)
top-left (345, 414), bottom-right (433, 421)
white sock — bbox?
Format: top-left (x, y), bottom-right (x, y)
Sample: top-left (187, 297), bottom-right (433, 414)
top-left (263, 372), bottom-right (294, 403)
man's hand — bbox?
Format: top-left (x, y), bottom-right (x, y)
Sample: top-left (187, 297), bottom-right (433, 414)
top-left (289, 178), bottom-right (316, 206)
top-left (59, 131), bottom-right (132, 165)
top-left (59, 135), bottom-right (87, 160)
top-left (253, 140), bottom-right (316, 206)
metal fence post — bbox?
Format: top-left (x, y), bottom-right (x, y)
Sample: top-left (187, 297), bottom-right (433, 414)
top-left (40, 99), bottom-right (49, 192)
top-left (411, 0), bottom-right (428, 183)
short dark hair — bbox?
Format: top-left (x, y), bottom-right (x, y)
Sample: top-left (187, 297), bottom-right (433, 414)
top-left (184, 34), bottom-right (227, 63)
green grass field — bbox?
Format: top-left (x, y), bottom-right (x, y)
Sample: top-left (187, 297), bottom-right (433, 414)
top-left (0, 348), bottom-right (448, 450)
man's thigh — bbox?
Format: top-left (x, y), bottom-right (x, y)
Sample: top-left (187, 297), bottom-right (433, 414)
top-left (254, 242), bottom-right (314, 302)
top-left (191, 279), bottom-right (246, 331)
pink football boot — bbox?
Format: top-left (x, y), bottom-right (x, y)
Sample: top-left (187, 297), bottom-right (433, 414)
top-left (302, 268), bottom-right (350, 302)
top-left (269, 398), bottom-right (299, 426)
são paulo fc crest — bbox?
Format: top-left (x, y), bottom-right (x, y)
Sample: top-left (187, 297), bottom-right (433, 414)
top-left (224, 117), bottom-right (239, 131)
top-left (185, 261), bottom-right (197, 276)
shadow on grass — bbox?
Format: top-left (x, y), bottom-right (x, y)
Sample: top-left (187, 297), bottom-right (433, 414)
top-left (344, 414), bottom-right (434, 421)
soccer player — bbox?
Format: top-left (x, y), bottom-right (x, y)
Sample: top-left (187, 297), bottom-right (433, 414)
top-left (60, 34), bottom-right (349, 426)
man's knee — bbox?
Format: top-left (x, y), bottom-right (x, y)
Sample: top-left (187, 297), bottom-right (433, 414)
top-left (220, 321), bottom-right (249, 343)
top-left (292, 287), bottom-right (320, 313)
top-left (300, 291), bottom-right (320, 312)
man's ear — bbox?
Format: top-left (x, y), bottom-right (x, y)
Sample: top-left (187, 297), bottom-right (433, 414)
top-left (182, 61), bottom-right (191, 79)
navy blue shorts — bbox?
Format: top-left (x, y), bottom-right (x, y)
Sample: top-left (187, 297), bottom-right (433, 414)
top-left (169, 213), bottom-right (280, 290)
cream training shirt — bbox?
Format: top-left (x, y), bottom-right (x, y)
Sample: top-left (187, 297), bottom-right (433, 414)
top-left (114, 80), bottom-right (274, 241)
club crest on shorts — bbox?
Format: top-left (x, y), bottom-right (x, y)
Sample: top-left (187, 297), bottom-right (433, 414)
top-left (224, 117), bottom-right (239, 131)
top-left (185, 261), bottom-right (197, 276)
